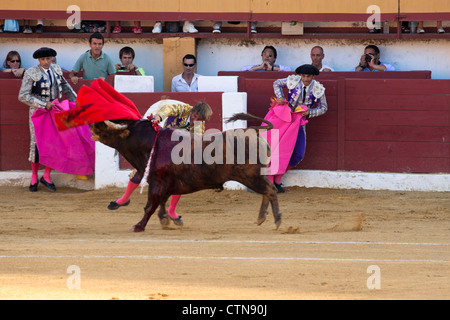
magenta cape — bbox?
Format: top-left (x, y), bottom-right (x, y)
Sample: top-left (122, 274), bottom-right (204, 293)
top-left (261, 102), bottom-right (308, 175)
top-left (31, 100), bottom-right (95, 175)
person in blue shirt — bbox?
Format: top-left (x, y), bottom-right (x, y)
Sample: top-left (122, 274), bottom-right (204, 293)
top-left (353, 45), bottom-right (395, 72)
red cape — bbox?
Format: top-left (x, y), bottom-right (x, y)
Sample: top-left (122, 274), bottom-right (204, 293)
top-left (55, 78), bottom-right (141, 130)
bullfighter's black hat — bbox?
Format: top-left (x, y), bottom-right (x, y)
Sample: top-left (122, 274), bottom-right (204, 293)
top-left (33, 47), bottom-right (57, 59)
top-left (295, 64), bottom-right (320, 76)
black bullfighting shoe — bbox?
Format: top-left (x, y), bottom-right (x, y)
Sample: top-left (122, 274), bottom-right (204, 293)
top-left (170, 216), bottom-right (184, 226)
top-left (107, 200), bottom-right (130, 210)
top-left (29, 181), bottom-right (39, 192)
top-left (274, 182), bottom-right (285, 193)
top-left (40, 177), bottom-right (56, 192)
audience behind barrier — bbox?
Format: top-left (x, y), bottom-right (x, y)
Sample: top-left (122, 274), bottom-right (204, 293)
top-left (115, 46), bottom-right (145, 75)
top-left (69, 32), bottom-right (116, 84)
top-left (241, 45), bottom-right (292, 72)
top-left (2, 50), bottom-right (26, 78)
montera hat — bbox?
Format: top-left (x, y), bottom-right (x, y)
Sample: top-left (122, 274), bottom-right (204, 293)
top-left (295, 64), bottom-right (319, 76)
top-left (33, 47), bottom-right (57, 59)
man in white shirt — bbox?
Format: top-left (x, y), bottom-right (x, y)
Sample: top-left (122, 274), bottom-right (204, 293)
top-left (310, 46), bottom-right (334, 72)
top-left (171, 54), bottom-right (201, 92)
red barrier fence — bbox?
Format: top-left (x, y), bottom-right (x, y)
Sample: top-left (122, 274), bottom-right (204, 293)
top-left (0, 75), bottom-right (448, 173)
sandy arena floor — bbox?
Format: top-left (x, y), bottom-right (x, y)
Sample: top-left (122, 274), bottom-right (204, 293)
top-left (0, 185), bottom-right (448, 300)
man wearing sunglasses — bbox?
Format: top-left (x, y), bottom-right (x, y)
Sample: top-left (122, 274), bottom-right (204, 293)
top-left (171, 54), bottom-right (201, 92)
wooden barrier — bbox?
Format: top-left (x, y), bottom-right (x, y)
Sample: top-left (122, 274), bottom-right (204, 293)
top-left (239, 77), bottom-right (450, 173)
top-left (0, 76), bottom-right (448, 174)
top-left (218, 70), bottom-right (432, 80)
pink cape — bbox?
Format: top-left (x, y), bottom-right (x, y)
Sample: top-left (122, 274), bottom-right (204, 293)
top-left (31, 100), bottom-right (95, 175)
top-left (261, 102), bottom-right (308, 175)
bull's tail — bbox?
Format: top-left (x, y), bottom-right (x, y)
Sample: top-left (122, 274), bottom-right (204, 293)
top-left (225, 113), bottom-right (273, 131)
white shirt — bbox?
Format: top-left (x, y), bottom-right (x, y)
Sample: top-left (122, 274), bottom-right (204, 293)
top-left (319, 64), bottom-right (334, 72)
top-left (171, 73), bottom-right (200, 92)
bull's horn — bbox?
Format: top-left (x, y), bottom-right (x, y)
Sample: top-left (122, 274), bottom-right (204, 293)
top-left (104, 120), bottom-right (128, 130)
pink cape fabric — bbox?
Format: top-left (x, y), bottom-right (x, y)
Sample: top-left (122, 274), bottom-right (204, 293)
top-left (31, 100), bottom-right (95, 175)
top-left (261, 102), bottom-right (308, 175)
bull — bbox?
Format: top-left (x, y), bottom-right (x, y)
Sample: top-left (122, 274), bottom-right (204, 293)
top-left (90, 113), bottom-right (281, 232)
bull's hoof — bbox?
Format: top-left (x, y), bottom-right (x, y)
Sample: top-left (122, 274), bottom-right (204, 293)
top-left (274, 213), bottom-right (282, 230)
top-left (170, 216), bottom-right (184, 226)
top-left (256, 216), bottom-right (266, 226)
top-left (130, 225), bottom-right (145, 232)
top-left (159, 217), bottom-right (170, 227)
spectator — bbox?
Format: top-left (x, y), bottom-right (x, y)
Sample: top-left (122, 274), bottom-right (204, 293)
top-left (241, 45), bottom-right (291, 72)
top-left (115, 46), bottom-right (145, 75)
top-left (269, 64), bottom-right (328, 193)
top-left (2, 50), bottom-right (26, 78)
top-left (152, 21), bottom-right (198, 33)
top-left (112, 21), bottom-right (143, 34)
top-left (69, 32), bottom-right (116, 84)
top-left (212, 21), bottom-right (257, 33)
top-left (0, 19), bottom-right (3, 32)
top-left (353, 45), bottom-right (395, 72)
top-left (171, 54), bottom-right (201, 92)
top-left (18, 47), bottom-right (77, 192)
top-left (417, 21), bottom-right (446, 34)
top-left (23, 19), bottom-right (44, 33)
top-left (310, 46), bottom-right (334, 72)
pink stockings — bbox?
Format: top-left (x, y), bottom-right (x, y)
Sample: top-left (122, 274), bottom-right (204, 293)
top-left (116, 180), bottom-right (181, 219)
top-left (31, 163), bottom-right (52, 184)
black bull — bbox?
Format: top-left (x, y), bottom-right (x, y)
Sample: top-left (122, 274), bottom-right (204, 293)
top-left (90, 113), bottom-right (281, 232)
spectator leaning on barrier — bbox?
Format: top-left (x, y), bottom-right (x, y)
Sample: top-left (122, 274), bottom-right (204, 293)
top-left (115, 46), bottom-right (145, 75)
top-left (310, 46), bottom-right (334, 72)
top-left (353, 45), bottom-right (395, 72)
top-left (69, 32), bottom-right (116, 83)
top-left (171, 54), bottom-right (201, 92)
top-left (2, 50), bottom-right (26, 78)
top-left (241, 46), bottom-right (291, 72)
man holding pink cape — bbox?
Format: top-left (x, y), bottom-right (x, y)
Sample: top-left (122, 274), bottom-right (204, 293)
top-left (18, 47), bottom-right (80, 192)
top-left (264, 64), bottom-right (328, 192)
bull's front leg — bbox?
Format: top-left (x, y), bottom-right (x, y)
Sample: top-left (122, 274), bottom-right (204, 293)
top-left (131, 195), bottom-right (160, 232)
top-left (157, 197), bottom-right (170, 227)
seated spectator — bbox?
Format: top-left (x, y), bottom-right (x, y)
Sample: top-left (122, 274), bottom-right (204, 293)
top-left (0, 19), bottom-right (3, 32)
top-left (171, 54), bottom-right (201, 92)
top-left (353, 45), bottom-right (395, 72)
top-left (152, 21), bottom-right (198, 33)
top-left (112, 21), bottom-right (142, 34)
top-left (23, 19), bottom-right (44, 33)
top-left (417, 21), bottom-right (446, 34)
top-left (310, 46), bottom-right (334, 72)
top-left (115, 46), bottom-right (145, 75)
top-left (2, 50), bottom-right (26, 78)
top-left (241, 45), bottom-right (291, 72)
top-left (69, 32), bottom-right (116, 83)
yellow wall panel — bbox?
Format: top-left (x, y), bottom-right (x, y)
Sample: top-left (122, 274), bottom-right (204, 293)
top-left (249, 0), bottom-right (398, 14)
top-left (3, 0), bottom-right (449, 13)
top-left (179, 0), bottom-right (250, 12)
top-left (400, 0), bottom-right (450, 13)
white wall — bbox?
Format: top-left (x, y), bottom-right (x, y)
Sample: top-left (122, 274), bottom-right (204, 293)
top-left (0, 38), bottom-right (165, 91)
top-left (1, 37), bottom-right (448, 96)
top-left (196, 38), bottom-right (450, 79)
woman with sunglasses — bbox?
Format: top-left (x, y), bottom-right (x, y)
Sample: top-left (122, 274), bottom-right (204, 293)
top-left (2, 51), bottom-right (26, 78)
